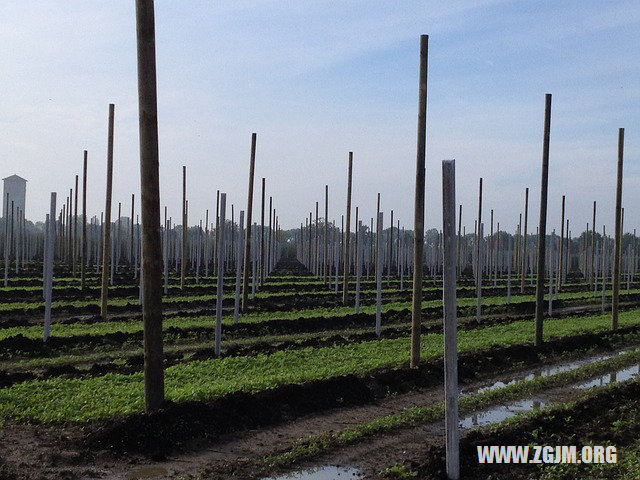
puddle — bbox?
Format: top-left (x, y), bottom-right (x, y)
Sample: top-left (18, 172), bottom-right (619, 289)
top-left (459, 399), bottom-right (546, 429)
top-left (467, 347), bottom-right (639, 396)
top-left (261, 465), bottom-right (361, 480)
top-left (575, 364), bottom-right (640, 389)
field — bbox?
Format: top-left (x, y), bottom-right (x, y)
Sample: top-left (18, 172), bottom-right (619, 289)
top-left (1, 254), bottom-right (640, 480)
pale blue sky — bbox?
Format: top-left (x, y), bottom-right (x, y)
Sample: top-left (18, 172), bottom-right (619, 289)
top-left (1, 1), bottom-right (638, 233)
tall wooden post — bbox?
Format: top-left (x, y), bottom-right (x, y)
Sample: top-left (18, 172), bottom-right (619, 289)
top-left (534, 94), bottom-right (552, 347)
top-left (558, 195), bottom-right (565, 289)
top-left (324, 185), bottom-right (328, 284)
top-left (181, 165), bottom-right (187, 289)
top-left (241, 134), bottom-right (257, 312)
top-left (73, 175), bottom-right (78, 275)
top-left (476, 178), bottom-right (483, 322)
top-left (136, 0), bottom-right (165, 411)
top-left (591, 201), bottom-right (596, 287)
top-left (456, 204), bottom-right (462, 274)
top-left (81, 151), bottom-right (87, 290)
top-left (520, 187), bottom-right (528, 293)
top-left (410, 34), bottom-right (428, 368)
top-left (234, 211), bottom-right (245, 324)
top-left (260, 178), bottom-right (266, 284)
top-left (130, 193), bottom-right (135, 267)
top-left (100, 104), bottom-right (115, 320)
top-left (442, 160), bottom-right (459, 480)
top-left (342, 152), bottom-right (353, 304)
top-left (375, 211), bottom-right (383, 337)
top-left (612, 128), bottom-right (625, 331)
top-left (215, 193), bottom-right (226, 356)
top-left (44, 194), bottom-right (57, 341)
top-left (268, 196), bottom-right (273, 276)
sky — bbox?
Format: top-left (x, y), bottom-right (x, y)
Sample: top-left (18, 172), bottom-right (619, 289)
top-left (1, 0), bottom-right (638, 234)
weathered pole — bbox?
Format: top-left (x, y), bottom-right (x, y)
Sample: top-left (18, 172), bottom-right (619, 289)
top-left (234, 211), bottom-right (245, 324)
top-left (163, 207), bottom-right (168, 294)
top-left (355, 220), bottom-right (363, 314)
top-left (43, 194), bottom-right (57, 341)
top-left (534, 94), bottom-right (552, 347)
top-left (130, 193), bottom-right (135, 266)
top-left (456, 204), bottom-right (462, 274)
top-left (241, 134), bottom-right (257, 312)
top-left (558, 195), bottom-right (565, 289)
top-left (612, 128), bottom-right (625, 331)
top-left (81, 150), bottom-right (87, 290)
top-left (100, 104), bottom-right (115, 320)
top-left (591, 201), bottom-right (596, 287)
top-left (268, 196), bottom-right (274, 277)
top-left (73, 175), bottom-right (78, 275)
top-left (215, 193), bottom-right (226, 356)
top-left (181, 165), bottom-right (187, 289)
top-left (342, 152), bottom-right (353, 304)
top-left (442, 160), bottom-right (459, 480)
top-left (520, 187), bottom-right (529, 293)
top-left (324, 184), bottom-right (328, 284)
top-left (476, 178), bottom-right (483, 322)
top-left (136, 0), bottom-right (165, 411)
top-left (375, 211), bottom-right (383, 337)
top-left (260, 178), bottom-right (266, 284)
top-left (410, 34), bottom-right (428, 368)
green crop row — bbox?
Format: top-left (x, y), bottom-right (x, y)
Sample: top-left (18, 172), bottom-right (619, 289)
top-left (1, 308), bottom-right (640, 422)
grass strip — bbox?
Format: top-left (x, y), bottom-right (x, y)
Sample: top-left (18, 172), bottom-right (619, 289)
top-left (2, 309), bottom-right (640, 422)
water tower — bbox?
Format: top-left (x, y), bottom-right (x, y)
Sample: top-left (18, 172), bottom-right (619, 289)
top-left (2, 174), bottom-right (27, 221)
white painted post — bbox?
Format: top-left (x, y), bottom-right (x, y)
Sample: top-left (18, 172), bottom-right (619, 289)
top-left (376, 211), bottom-right (383, 337)
top-left (234, 211), bottom-right (245, 325)
top-left (44, 193), bottom-right (57, 342)
top-left (215, 193), bottom-right (227, 356)
top-left (442, 160), bottom-right (459, 480)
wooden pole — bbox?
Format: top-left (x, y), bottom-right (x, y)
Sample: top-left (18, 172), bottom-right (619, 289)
top-left (215, 193), bottom-right (226, 356)
top-left (234, 210), bottom-right (245, 324)
top-left (136, 0), bottom-right (165, 411)
top-left (558, 195), bottom-right (565, 289)
top-left (43, 194), bottom-right (57, 341)
top-left (181, 165), bottom-right (187, 289)
top-left (260, 178), bottom-right (265, 284)
top-left (591, 201), bottom-right (596, 287)
top-left (520, 187), bottom-right (529, 293)
top-left (100, 104), bottom-right (115, 319)
top-left (355, 220), bottom-right (363, 313)
top-left (442, 160), bottom-right (459, 480)
top-left (534, 94), bottom-right (552, 347)
top-left (410, 34), bottom-right (428, 368)
top-left (130, 193), bottom-right (135, 267)
top-left (81, 151), bottom-right (87, 290)
top-left (612, 128), bottom-right (625, 331)
top-left (476, 178), bottom-right (483, 322)
top-left (324, 184), bottom-right (328, 284)
top-left (375, 211), bottom-right (383, 337)
top-left (342, 152), bottom-right (353, 304)
top-left (456, 204), bottom-right (462, 274)
top-left (241, 134), bottom-right (257, 312)
top-left (73, 175), bottom-right (78, 275)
